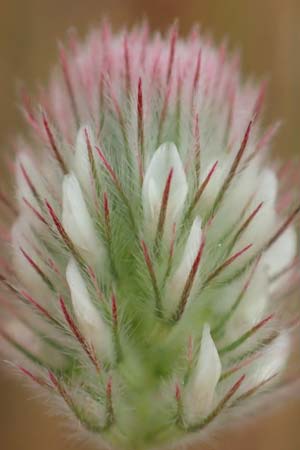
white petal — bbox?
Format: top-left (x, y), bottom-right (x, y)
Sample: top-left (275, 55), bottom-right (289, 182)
top-left (199, 156), bottom-right (230, 208)
top-left (257, 168), bottom-right (278, 205)
top-left (66, 258), bottom-right (113, 360)
top-left (263, 226), bottom-right (297, 277)
top-left (223, 264), bottom-right (269, 344)
top-left (164, 217), bottom-right (202, 316)
top-left (232, 169), bottom-right (278, 259)
top-left (142, 142), bottom-right (188, 239)
top-left (245, 168), bottom-right (278, 245)
top-left (198, 158), bottom-right (259, 245)
top-left (73, 125), bottom-right (96, 197)
top-left (257, 332), bottom-right (290, 381)
top-left (184, 324), bottom-right (221, 423)
top-left (241, 332), bottom-right (290, 395)
top-left (179, 217), bottom-right (203, 275)
top-left (62, 172), bottom-right (105, 265)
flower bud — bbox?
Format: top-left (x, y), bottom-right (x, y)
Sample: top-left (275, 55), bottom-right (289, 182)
top-left (62, 172), bottom-right (106, 265)
top-left (66, 258), bottom-right (113, 361)
top-left (142, 142), bottom-right (188, 240)
top-left (184, 324), bottom-right (222, 423)
top-left (164, 216), bottom-right (202, 316)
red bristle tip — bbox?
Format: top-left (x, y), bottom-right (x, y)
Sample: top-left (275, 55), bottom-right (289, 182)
top-left (243, 255), bottom-right (261, 292)
top-left (175, 382), bottom-right (181, 402)
top-left (226, 373), bottom-right (246, 399)
top-left (252, 314), bottom-right (274, 333)
top-left (221, 353), bottom-right (261, 380)
top-left (204, 243), bottom-right (253, 286)
top-left (106, 376), bottom-right (112, 398)
top-left (191, 49), bottom-right (202, 105)
top-left (175, 235), bottom-right (205, 320)
top-left (158, 83), bottom-right (172, 138)
top-left (155, 168), bottom-right (174, 244)
top-left (166, 23), bottom-right (178, 83)
top-left (59, 46), bottom-right (79, 124)
top-left (48, 369), bottom-right (58, 387)
top-left (18, 365), bottom-right (48, 387)
top-left (21, 290), bottom-right (53, 321)
top-left (169, 223), bottom-right (177, 259)
top-left (141, 240), bottom-right (162, 313)
top-left (233, 202), bottom-right (264, 244)
top-left (111, 293), bottom-right (118, 325)
top-left (137, 77), bottom-right (145, 180)
top-left (20, 163), bottom-right (38, 197)
top-left (23, 197), bottom-right (48, 225)
top-left (59, 296), bottom-right (101, 372)
top-left (123, 34), bottom-right (131, 93)
top-left (96, 146), bottom-right (118, 185)
top-left (46, 200), bottom-right (64, 227)
top-left (213, 120), bottom-right (253, 215)
top-left (256, 122), bottom-right (281, 152)
top-left (137, 78), bottom-right (143, 119)
top-left (187, 336), bottom-right (193, 365)
top-left (191, 374), bottom-right (246, 431)
top-left (103, 192), bottom-right (110, 223)
top-left (193, 112), bottom-right (201, 179)
top-left (45, 200), bottom-right (77, 256)
top-left (253, 79), bottom-right (268, 119)
top-left (84, 127), bottom-right (92, 155)
top-left (188, 160), bottom-right (218, 218)
top-left (266, 205), bottom-right (300, 250)
top-left (42, 113), bottom-right (67, 173)
top-left (20, 247), bottom-right (49, 280)
top-left (223, 243), bottom-right (253, 268)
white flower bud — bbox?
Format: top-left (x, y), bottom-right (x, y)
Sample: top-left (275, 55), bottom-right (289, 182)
top-left (142, 142), bottom-right (188, 239)
top-left (62, 172), bottom-right (105, 265)
top-left (66, 258), bottom-right (113, 360)
top-left (256, 332), bottom-right (290, 381)
top-left (184, 324), bottom-right (221, 423)
top-left (264, 226), bottom-right (297, 277)
top-left (164, 216), bottom-right (202, 316)
top-left (241, 332), bottom-right (290, 396)
top-left (199, 159), bottom-right (259, 242)
top-left (230, 168), bottom-right (278, 263)
top-left (258, 168), bottom-right (278, 205)
top-left (223, 264), bottom-right (269, 344)
top-left (199, 156), bottom-right (231, 208)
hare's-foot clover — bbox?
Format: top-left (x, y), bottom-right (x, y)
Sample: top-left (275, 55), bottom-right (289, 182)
top-left (0, 22), bottom-right (299, 450)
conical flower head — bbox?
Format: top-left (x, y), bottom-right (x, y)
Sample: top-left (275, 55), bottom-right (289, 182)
top-left (0, 23), bottom-right (299, 450)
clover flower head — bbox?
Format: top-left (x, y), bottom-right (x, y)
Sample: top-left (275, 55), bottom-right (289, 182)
top-left (0, 22), bottom-right (299, 450)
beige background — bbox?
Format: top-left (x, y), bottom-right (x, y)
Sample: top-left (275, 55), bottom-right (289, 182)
top-left (1, 1), bottom-right (300, 449)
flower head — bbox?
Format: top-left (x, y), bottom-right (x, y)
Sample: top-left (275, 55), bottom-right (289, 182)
top-left (0, 22), bottom-right (299, 450)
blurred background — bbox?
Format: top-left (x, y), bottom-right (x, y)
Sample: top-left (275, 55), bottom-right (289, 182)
top-left (1, 0), bottom-right (300, 449)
